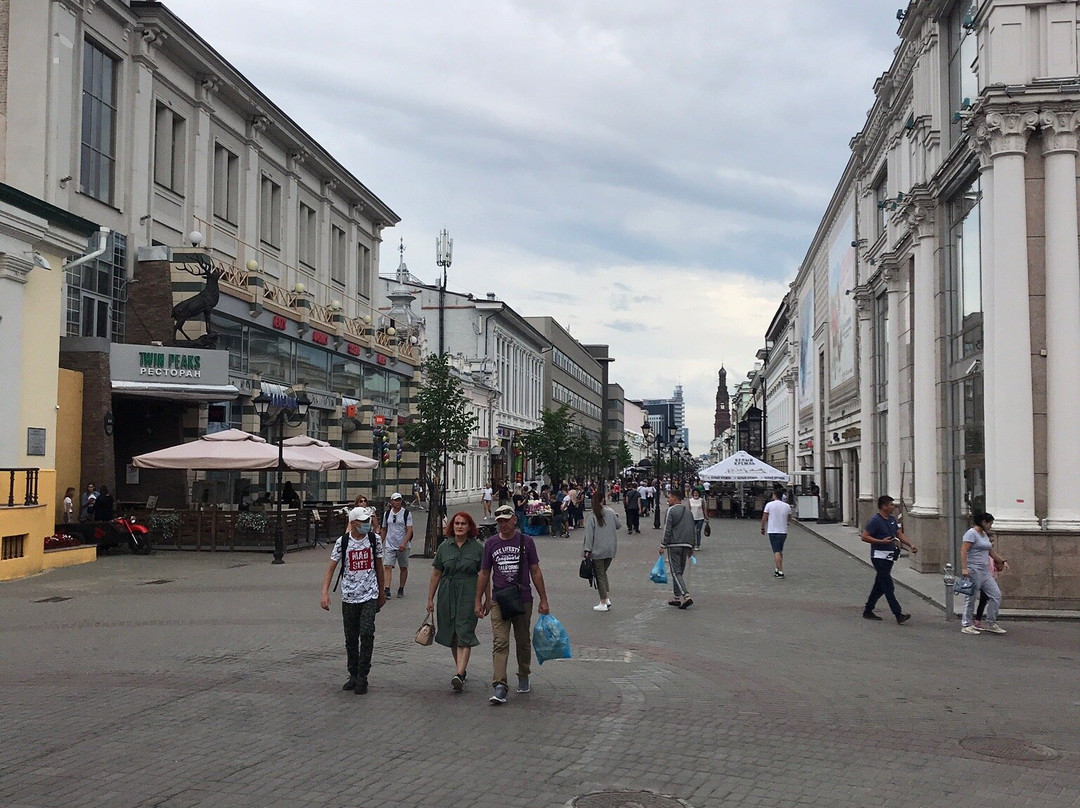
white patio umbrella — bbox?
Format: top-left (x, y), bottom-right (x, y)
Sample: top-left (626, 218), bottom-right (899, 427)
top-left (697, 451), bottom-right (789, 482)
top-left (132, 428), bottom-right (337, 471)
top-left (281, 436), bottom-right (379, 470)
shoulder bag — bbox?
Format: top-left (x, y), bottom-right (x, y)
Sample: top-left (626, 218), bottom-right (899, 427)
top-left (493, 536), bottom-right (527, 619)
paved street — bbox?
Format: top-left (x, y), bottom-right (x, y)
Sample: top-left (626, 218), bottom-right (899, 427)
top-left (2, 509), bottom-right (1078, 808)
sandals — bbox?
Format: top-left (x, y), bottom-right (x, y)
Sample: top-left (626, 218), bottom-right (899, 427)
top-left (678, 598), bottom-right (694, 610)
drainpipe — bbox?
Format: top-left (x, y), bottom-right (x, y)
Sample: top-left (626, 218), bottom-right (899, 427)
top-left (63, 227), bottom-right (111, 271)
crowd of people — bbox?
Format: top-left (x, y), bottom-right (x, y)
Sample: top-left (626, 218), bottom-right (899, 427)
top-left (320, 477), bottom-right (1011, 702)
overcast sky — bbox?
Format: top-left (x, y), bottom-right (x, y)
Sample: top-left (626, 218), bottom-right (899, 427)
top-left (165, 0), bottom-right (900, 454)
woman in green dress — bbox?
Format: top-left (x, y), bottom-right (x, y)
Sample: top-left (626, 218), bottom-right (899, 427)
top-left (426, 511), bottom-right (484, 692)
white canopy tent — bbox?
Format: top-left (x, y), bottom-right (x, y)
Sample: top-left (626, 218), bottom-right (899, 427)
top-left (697, 451), bottom-right (789, 483)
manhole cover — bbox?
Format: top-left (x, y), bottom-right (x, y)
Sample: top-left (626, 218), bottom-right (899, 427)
top-left (573, 792), bottom-right (689, 808)
top-left (141, 579), bottom-right (175, 585)
top-left (34, 596), bottom-right (71, 603)
top-left (960, 737), bottom-right (1059, 761)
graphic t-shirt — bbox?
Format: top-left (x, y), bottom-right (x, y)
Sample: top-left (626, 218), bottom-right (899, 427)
top-left (864, 513), bottom-right (899, 560)
top-left (331, 531), bottom-right (384, 604)
top-left (481, 532), bottom-right (539, 603)
top-left (763, 500), bottom-right (792, 534)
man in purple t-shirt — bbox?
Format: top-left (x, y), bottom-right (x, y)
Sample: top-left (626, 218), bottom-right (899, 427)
top-left (475, 504), bottom-right (551, 705)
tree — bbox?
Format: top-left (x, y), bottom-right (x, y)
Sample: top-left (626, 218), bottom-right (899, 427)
top-left (519, 405), bottom-right (576, 485)
top-left (616, 439), bottom-right (633, 473)
top-left (402, 354), bottom-right (477, 556)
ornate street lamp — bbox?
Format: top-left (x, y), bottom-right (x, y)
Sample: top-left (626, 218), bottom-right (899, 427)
top-left (643, 419), bottom-right (662, 529)
top-left (676, 437), bottom-right (685, 492)
top-left (435, 229), bottom-right (453, 522)
top-left (253, 389), bottom-right (310, 564)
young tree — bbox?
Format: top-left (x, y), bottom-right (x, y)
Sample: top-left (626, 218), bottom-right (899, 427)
top-left (616, 439), bottom-right (633, 473)
top-left (402, 354), bottom-right (477, 556)
top-left (519, 405), bottom-right (576, 486)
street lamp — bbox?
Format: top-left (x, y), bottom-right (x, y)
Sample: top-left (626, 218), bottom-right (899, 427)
top-left (676, 438), bottom-right (685, 492)
top-left (253, 389), bottom-right (310, 564)
top-left (643, 419), bottom-right (662, 529)
top-left (435, 229), bottom-right (453, 523)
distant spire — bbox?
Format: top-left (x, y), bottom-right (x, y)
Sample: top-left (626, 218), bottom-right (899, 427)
top-left (396, 238), bottom-right (410, 284)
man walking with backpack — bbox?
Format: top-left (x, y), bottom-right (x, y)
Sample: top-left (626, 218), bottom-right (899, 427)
top-left (320, 506), bottom-right (386, 694)
top-left (380, 492), bottom-right (413, 598)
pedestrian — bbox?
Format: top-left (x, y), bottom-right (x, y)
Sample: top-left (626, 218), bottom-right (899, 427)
top-left (551, 483), bottom-right (569, 538)
top-left (960, 513), bottom-right (1008, 636)
top-left (475, 504), bottom-right (551, 705)
top-left (79, 483), bottom-right (97, 522)
top-left (412, 479), bottom-right (425, 510)
top-left (320, 506), bottom-right (386, 695)
top-left (497, 480), bottom-right (510, 507)
top-left (583, 492), bottom-right (620, 611)
top-left (622, 482), bottom-right (642, 534)
top-left (687, 488), bottom-right (708, 549)
top-left (660, 490), bottom-right (695, 609)
top-left (565, 483), bottom-right (580, 529)
top-left (861, 495), bottom-right (918, 624)
top-left (94, 485), bottom-right (115, 522)
top-left (427, 511), bottom-right (484, 691)
top-left (760, 488), bottom-right (792, 577)
top-left (512, 485), bottom-right (528, 524)
top-left (380, 492), bottom-right (413, 598)
top-left (611, 481), bottom-right (620, 503)
top-left (62, 487), bottom-right (75, 522)
top-left (482, 481), bottom-right (494, 518)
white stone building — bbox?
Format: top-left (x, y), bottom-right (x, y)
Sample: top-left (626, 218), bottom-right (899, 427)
top-left (778, 0), bottom-right (1080, 609)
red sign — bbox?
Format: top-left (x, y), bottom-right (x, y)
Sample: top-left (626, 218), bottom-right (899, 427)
top-left (345, 405), bottom-right (357, 418)
top-left (376, 353), bottom-right (387, 365)
top-left (272, 315), bottom-right (287, 330)
top-left (347, 342), bottom-right (361, 356)
top-left (374, 415), bottom-right (386, 426)
top-left (478, 439), bottom-right (490, 448)
top-left (312, 330), bottom-right (329, 345)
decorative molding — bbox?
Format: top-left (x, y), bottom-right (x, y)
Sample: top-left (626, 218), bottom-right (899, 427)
top-left (1040, 109), bottom-right (1080, 157)
top-left (196, 74), bottom-right (220, 112)
top-left (905, 202), bottom-right (936, 241)
top-left (133, 24), bottom-right (166, 68)
top-left (288, 148), bottom-right (308, 176)
top-left (321, 178), bottom-right (337, 201)
top-left (0, 254), bottom-right (34, 284)
top-left (974, 109), bottom-right (1039, 161)
top-left (853, 286), bottom-right (874, 318)
top-left (246, 114), bottom-right (272, 149)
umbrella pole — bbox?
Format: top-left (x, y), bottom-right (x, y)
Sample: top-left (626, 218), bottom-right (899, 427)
top-left (273, 419), bottom-right (285, 564)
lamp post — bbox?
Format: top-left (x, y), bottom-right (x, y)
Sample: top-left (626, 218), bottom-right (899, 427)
top-left (676, 437), bottom-right (685, 493)
top-left (642, 419), bottom-right (660, 529)
top-left (435, 229), bottom-right (452, 523)
top-left (253, 389), bottom-right (310, 564)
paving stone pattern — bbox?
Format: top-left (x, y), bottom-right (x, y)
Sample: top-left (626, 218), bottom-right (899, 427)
top-left (1, 510), bottom-right (1077, 808)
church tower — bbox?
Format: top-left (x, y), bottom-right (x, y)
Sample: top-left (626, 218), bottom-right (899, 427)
top-left (714, 367), bottom-right (731, 438)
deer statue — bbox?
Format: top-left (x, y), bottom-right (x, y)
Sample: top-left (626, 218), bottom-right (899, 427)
top-left (172, 255), bottom-right (222, 344)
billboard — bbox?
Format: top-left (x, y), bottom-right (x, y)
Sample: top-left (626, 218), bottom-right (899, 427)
top-left (797, 282), bottom-right (815, 410)
top-left (827, 199), bottom-right (856, 386)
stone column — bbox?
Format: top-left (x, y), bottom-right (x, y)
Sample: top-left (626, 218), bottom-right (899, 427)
top-left (1040, 109), bottom-right (1080, 528)
top-left (907, 204), bottom-right (939, 516)
top-left (854, 288), bottom-right (875, 506)
top-left (884, 264), bottom-right (902, 499)
top-left (975, 110), bottom-right (1039, 528)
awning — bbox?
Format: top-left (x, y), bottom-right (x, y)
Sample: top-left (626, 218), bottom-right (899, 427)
top-left (112, 380), bottom-right (240, 401)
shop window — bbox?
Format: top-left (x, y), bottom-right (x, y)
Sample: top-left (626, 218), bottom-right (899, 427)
top-left (249, 329), bottom-right (292, 382)
top-left (80, 39), bottom-right (117, 204)
top-left (66, 232), bottom-right (126, 341)
top-left (295, 342), bottom-right (330, 390)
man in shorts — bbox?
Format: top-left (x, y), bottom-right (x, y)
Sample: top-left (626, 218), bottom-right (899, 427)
top-left (380, 492), bottom-right (413, 598)
top-left (760, 488), bottom-right (792, 578)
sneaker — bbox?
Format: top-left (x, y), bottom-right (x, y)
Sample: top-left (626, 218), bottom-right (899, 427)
top-left (396, 588), bottom-right (404, 598)
top-left (972, 620), bottom-right (984, 629)
top-left (593, 602), bottom-right (609, 611)
top-left (451, 674), bottom-right (464, 692)
top-left (516, 676), bottom-right (530, 694)
top-left (342, 678), bottom-right (356, 691)
top-left (982, 622), bottom-right (1007, 634)
top-left (354, 678), bottom-right (368, 695)
top-left (961, 624), bottom-right (981, 635)
top-left (896, 613), bottom-right (911, 625)
top-left (776, 570), bottom-right (785, 578)
top-left (384, 587), bottom-right (391, 599)
top-left (862, 610), bottom-right (883, 620)
top-left (489, 684), bottom-right (508, 704)
top-left (604, 599), bottom-right (612, 608)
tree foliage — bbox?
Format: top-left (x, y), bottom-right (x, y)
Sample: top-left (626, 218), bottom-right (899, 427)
top-left (519, 405), bottom-right (576, 484)
top-left (402, 354), bottom-right (477, 555)
top-left (616, 439), bottom-right (633, 472)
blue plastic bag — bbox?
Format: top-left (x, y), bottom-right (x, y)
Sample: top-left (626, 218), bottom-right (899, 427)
top-left (650, 554), bottom-right (667, 584)
top-left (532, 613), bottom-right (571, 665)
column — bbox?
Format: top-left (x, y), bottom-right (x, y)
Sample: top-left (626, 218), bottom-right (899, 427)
top-left (884, 265), bottom-right (902, 499)
top-left (854, 289), bottom-right (874, 502)
top-left (1041, 110), bottom-right (1080, 528)
top-left (907, 204), bottom-right (939, 515)
top-left (191, 76), bottom-right (220, 230)
top-left (976, 110), bottom-right (1039, 528)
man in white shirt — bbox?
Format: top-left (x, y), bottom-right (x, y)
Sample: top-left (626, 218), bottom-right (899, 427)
top-left (760, 488), bottom-right (793, 578)
top-left (636, 482), bottom-right (650, 517)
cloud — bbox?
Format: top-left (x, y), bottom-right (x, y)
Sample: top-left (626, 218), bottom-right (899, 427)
top-left (164, 0), bottom-right (897, 451)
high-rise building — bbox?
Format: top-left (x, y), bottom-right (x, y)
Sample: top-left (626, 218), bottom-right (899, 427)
top-left (643, 385), bottom-right (687, 446)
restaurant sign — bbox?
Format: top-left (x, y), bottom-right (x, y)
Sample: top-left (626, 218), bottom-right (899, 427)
top-left (111, 343), bottom-right (230, 386)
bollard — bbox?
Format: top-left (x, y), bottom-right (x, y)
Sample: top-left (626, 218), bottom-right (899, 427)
top-left (942, 562), bottom-right (955, 622)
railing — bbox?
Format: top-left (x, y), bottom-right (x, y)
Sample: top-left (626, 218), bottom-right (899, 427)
top-left (2, 468), bottom-right (40, 507)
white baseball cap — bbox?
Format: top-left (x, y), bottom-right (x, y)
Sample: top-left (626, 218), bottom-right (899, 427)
top-left (348, 506), bottom-right (374, 523)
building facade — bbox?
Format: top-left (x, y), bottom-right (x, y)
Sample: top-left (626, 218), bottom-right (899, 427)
top-left (773, 0), bottom-right (1080, 609)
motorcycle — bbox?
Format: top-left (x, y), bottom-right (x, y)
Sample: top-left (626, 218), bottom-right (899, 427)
top-left (94, 516), bottom-right (152, 555)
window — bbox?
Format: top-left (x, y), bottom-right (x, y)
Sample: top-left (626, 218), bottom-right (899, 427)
top-left (331, 225), bottom-right (347, 285)
top-left (357, 243), bottom-right (371, 298)
top-left (872, 292), bottom-right (889, 492)
top-left (950, 176), bottom-right (982, 359)
top-left (66, 232), bottom-right (127, 341)
top-left (2, 535), bottom-right (26, 561)
top-left (213, 143), bottom-right (239, 224)
top-left (872, 171), bottom-right (888, 238)
top-left (299, 203), bottom-right (318, 267)
top-left (259, 176), bottom-right (282, 248)
top-left (153, 103), bottom-right (186, 194)
top-left (80, 40), bottom-right (118, 204)
top-left (947, 2), bottom-right (979, 146)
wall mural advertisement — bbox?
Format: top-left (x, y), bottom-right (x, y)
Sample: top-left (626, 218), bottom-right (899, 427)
top-left (827, 199), bottom-right (856, 386)
top-left (798, 283), bottom-right (814, 410)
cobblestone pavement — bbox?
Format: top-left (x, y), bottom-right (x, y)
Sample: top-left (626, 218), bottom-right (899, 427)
top-left (2, 510), bottom-right (1078, 808)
